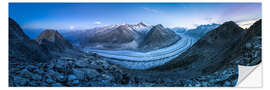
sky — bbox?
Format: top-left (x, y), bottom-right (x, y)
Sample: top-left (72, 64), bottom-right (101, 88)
top-left (9, 3), bottom-right (261, 30)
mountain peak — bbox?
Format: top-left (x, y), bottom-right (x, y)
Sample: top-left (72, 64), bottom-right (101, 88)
top-left (35, 29), bottom-right (73, 52)
top-left (152, 24), bottom-right (164, 30)
top-left (222, 21), bottom-right (239, 27)
top-left (138, 22), bottom-right (147, 27)
top-left (139, 24), bottom-right (180, 50)
top-left (215, 21), bottom-right (243, 33)
top-left (200, 20), bottom-right (245, 42)
top-left (36, 29), bottom-right (64, 42)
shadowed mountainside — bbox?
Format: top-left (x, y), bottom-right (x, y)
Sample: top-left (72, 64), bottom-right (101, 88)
top-left (151, 21), bottom-right (246, 71)
top-left (149, 20), bottom-right (262, 73)
top-left (9, 18), bottom-right (51, 62)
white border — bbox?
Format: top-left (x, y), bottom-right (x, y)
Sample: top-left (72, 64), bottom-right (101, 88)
top-left (2, 0), bottom-right (269, 90)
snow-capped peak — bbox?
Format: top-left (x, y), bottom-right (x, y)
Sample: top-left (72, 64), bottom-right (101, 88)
top-left (129, 22), bottom-right (152, 33)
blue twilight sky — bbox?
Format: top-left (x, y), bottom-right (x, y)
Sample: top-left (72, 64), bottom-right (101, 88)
top-left (9, 3), bottom-right (261, 30)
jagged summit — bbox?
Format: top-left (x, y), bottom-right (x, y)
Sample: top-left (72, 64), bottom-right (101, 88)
top-left (129, 22), bottom-right (152, 35)
top-left (35, 29), bottom-right (73, 52)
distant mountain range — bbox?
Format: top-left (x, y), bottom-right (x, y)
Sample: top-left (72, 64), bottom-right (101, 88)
top-left (64, 22), bottom-right (180, 51)
top-left (171, 24), bottom-right (220, 40)
top-left (22, 21), bottom-right (256, 51)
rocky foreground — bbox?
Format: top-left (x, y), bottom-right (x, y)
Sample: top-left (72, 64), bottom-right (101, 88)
top-left (9, 53), bottom-right (239, 87)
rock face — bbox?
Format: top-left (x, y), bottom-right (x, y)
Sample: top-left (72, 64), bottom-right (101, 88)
top-left (9, 18), bottom-right (51, 62)
top-left (35, 30), bottom-right (73, 52)
top-left (139, 24), bottom-right (180, 50)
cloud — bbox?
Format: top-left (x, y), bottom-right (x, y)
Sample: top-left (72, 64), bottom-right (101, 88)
top-left (204, 18), bottom-right (215, 22)
top-left (69, 26), bottom-right (75, 30)
top-left (93, 21), bottom-right (101, 25)
top-left (237, 19), bottom-right (260, 29)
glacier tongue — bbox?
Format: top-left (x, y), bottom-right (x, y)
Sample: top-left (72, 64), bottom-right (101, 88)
top-left (85, 33), bottom-right (196, 69)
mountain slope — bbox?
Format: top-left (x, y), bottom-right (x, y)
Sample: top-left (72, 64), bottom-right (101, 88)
top-left (139, 24), bottom-right (181, 50)
top-left (151, 21), bottom-right (246, 74)
top-left (9, 18), bottom-right (51, 62)
top-left (35, 30), bottom-right (73, 52)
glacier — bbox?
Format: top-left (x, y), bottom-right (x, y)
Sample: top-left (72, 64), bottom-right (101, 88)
top-left (84, 33), bottom-right (196, 69)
